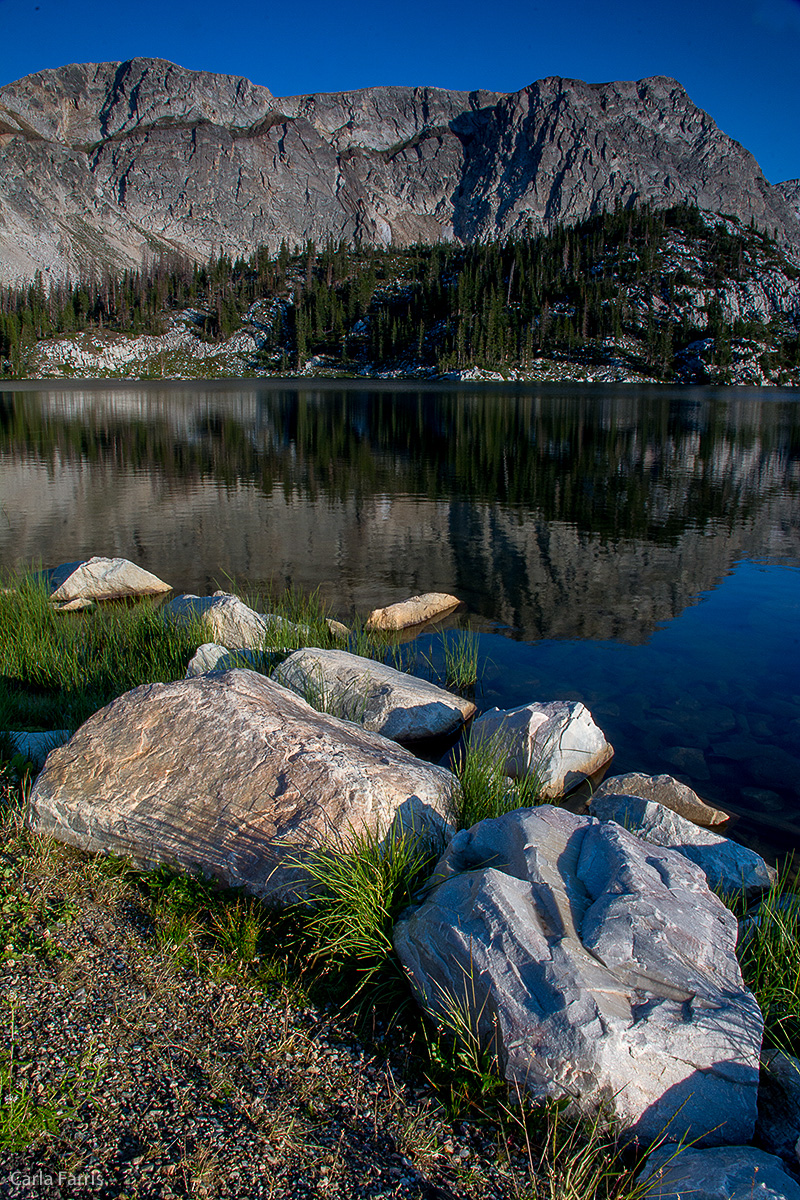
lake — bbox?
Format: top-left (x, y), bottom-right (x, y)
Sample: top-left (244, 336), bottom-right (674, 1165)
top-left (1, 379), bottom-right (799, 860)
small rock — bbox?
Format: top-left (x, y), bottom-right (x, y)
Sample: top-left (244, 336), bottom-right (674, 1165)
top-left (273, 647), bottom-right (476, 741)
top-left (365, 593), bottom-right (462, 632)
top-left (1, 730), bottom-right (70, 766)
top-left (52, 597), bottom-right (95, 612)
top-left (589, 794), bottom-right (774, 900)
top-left (326, 618), bottom-right (350, 639)
top-left (664, 745), bottom-right (711, 780)
top-left (471, 700), bottom-right (613, 798)
top-left (184, 643), bottom-right (280, 678)
top-left (638, 1145), bottom-right (800, 1200)
top-left (47, 556), bottom-right (171, 603)
top-left (163, 591), bottom-right (307, 649)
top-left (593, 772), bottom-right (729, 828)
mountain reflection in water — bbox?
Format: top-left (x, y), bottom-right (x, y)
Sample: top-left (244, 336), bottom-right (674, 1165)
top-left (1, 381), bottom-right (799, 856)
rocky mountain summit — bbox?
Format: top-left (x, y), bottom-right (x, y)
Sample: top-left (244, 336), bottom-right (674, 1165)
top-left (0, 57), bottom-right (798, 284)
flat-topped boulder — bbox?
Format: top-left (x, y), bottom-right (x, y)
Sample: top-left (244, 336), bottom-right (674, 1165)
top-left (593, 772), bottom-right (730, 828)
top-left (47, 556), bottom-right (171, 602)
top-left (27, 669), bottom-right (454, 904)
top-left (163, 590), bottom-right (307, 649)
top-left (273, 647), bottom-right (476, 741)
top-left (471, 700), bottom-right (612, 798)
top-left (365, 593), bottom-right (462, 632)
top-left (395, 806), bottom-right (762, 1146)
top-left (589, 793), bottom-right (774, 900)
top-left (638, 1146), bottom-right (800, 1200)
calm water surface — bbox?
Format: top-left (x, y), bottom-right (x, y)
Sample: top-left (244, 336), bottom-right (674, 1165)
top-left (1, 380), bottom-right (799, 858)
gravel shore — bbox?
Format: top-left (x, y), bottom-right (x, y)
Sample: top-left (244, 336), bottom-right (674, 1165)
top-left (1, 814), bottom-right (531, 1200)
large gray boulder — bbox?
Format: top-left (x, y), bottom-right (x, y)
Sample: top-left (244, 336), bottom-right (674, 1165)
top-left (593, 772), bottom-right (730, 828)
top-left (394, 806), bottom-right (762, 1146)
top-left (273, 647), bottom-right (476, 741)
top-left (365, 593), bottom-right (462, 632)
top-left (471, 701), bottom-right (613, 798)
top-left (27, 670), bottom-right (454, 904)
top-left (638, 1146), bottom-right (800, 1200)
top-left (163, 590), bottom-right (307, 649)
top-left (47, 556), bottom-right (171, 602)
top-left (589, 794), bottom-right (774, 900)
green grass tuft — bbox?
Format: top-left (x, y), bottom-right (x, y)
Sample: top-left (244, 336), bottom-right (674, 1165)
top-left (450, 728), bottom-right (546, 830)
top-left (295, 822), bottom-right (445, 1011)
top-left (731, 869), bottom-right (800, 1057)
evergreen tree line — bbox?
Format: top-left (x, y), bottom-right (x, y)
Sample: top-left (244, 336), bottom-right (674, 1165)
top-left (1, 203), bottom-right (798, 380)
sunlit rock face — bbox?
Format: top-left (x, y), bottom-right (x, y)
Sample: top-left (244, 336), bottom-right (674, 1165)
top-left (0, 59), bottom-right (797, 283)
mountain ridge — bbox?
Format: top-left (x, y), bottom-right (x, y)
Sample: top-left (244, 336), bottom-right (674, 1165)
top-left (0, 58), bottom-right (797, 285)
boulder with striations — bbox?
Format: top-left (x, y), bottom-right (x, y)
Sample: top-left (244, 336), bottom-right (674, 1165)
top-left (273, 647), bottom-right (476, 741)
top-left (27, 669), bottom-right (454, 904)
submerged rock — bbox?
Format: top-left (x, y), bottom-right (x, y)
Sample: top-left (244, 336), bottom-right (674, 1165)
top-left (365, 593), bottom-right (462, 632)
top-left (470, 700), bottom-right (612, 798)
top-left (638, 1145), bottom-right (800, 1200)
top-left (47, 556), bottom-right (171, 602)
top-left (589, 793), bottom-right (774, 900)
top-left (273, 647), bottom-right (475, 741)
top-left (27, 670), bottom-right (454, 904)
top-left (394, 806), bottom-right (762, 1146)
top-left (593, 771), bottom-right (729, 828)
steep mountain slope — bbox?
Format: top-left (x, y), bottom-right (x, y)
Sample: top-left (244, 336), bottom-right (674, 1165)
top-left (0, 58), bottom-right (797, 285)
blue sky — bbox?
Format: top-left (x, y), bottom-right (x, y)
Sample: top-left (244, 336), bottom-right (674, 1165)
top-left (0, 0), bottom-right (798, 184)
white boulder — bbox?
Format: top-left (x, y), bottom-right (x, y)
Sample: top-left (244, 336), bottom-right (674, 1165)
top-left (394, 806), bottom-right (762, 1146)
top-left (471, 700), bottom-right (613, 798)
top-left (47, 556), bottom-right (171, 602)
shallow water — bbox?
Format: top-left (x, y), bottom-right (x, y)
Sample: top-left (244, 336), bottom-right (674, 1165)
top-left (1, 380), bottom-right (799, 856)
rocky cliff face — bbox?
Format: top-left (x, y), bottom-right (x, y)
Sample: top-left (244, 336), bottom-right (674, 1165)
top-left (0, 58), bottom-right (797, 284)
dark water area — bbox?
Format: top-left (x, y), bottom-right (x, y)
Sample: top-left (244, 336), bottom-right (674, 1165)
top-left (1, 379), bottom-right (799, 859)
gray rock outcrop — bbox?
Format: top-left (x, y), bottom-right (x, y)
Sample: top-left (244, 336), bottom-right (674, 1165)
top-left (471, 701), bottom-right (612, 798)
top-left (589, 793), bottom-right (774, 900)
top-left (394, 806), bottom-right (763, 1146)
top-left (638, 1145), bottom-right (800, 1200)
top-left (1, 59), bottom-right (797, 284)
top-left (593, 772), bottom-right (729, 828)
top-left (26, 669), bottom-right (454, 903)
top-left (46, 556), bottom-right (171, 602)
top-left (272, 647), bottom-right (475, 740)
